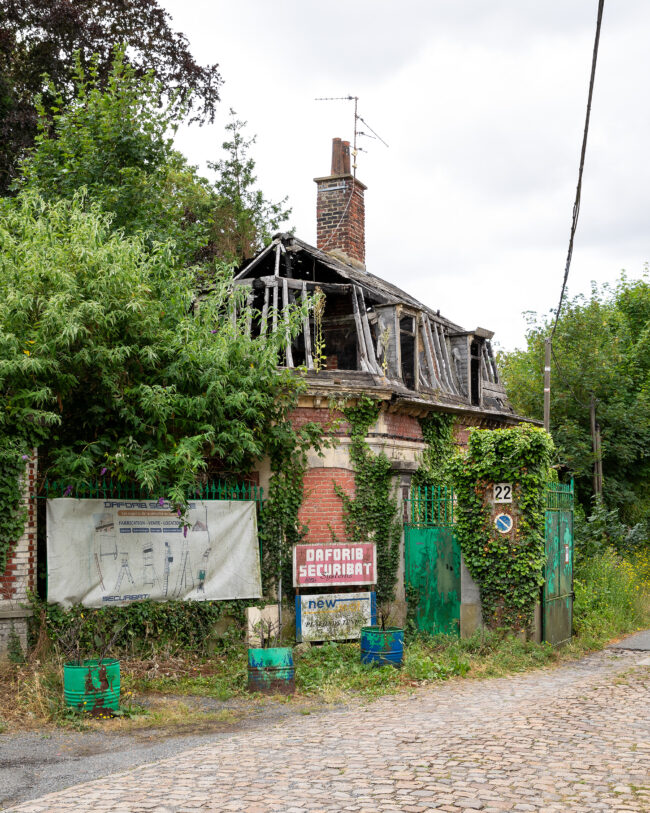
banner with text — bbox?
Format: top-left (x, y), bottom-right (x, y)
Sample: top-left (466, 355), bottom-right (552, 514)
top-left (293, 543), bottom-right (376, 588)
top-left (47, 498), bottom-right (262, 607)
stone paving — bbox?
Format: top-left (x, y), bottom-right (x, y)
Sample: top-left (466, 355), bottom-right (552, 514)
top-left (6, 649), bottom-right (649, 813)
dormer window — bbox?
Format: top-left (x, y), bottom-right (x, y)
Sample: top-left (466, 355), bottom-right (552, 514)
top-left (470, 339), bottom-right (482, 405)
top-left (399, 314), bottom-right (416, 389)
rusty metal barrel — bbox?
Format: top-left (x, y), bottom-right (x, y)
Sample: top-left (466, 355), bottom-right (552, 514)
top-left (63, 658), bottom-right (120, 714)
top-left (360, 626), bottom-right (404, 667)
top-left (247, 646), bottom-right (295, 694)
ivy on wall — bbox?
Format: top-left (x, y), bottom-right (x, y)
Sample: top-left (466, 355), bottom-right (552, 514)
top-left (412, 412), bottom-right (456, 488)
top-left (450, 424), bottom-right (554, 630)
top-left (0, 439), bottom-right (35, 576)
top-left (258, 418), bottom-right (328, 598)
top-left (335, 397), bottom-right (401, 607)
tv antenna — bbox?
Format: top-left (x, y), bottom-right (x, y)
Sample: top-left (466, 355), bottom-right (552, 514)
top-left (314, 95), bottom-right (388, 176)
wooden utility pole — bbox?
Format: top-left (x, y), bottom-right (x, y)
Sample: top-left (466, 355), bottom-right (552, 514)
top-left (544, 338), bottom-right (551, 432)
top-left (590, 395), bottom-right (603, 497)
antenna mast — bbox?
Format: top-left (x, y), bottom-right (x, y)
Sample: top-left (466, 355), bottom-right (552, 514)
top-left (314, 95), bottom-right (388, 177)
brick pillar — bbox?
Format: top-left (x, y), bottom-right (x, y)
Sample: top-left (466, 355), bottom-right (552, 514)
top-left (0, 451), bottom-right (37, 657)
top-left (314, 138), bottom-right (367, 267)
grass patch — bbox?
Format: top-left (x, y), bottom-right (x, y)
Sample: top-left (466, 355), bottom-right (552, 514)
top-left (2, 550), bottom-right (647, 732)
top-left (573, 549), bottom-right (650, 648)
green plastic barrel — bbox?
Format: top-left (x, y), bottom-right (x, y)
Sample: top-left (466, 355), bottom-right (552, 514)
top-left (63, 658), bottom-right (120, 714)
top-left (360, 626), bottom-right (404, 667)
top-left (247, 647), bottom-right (295, 694)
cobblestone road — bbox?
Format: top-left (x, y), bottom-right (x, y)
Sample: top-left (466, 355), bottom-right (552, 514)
top-left (6, 649), bottom-right (649, 813)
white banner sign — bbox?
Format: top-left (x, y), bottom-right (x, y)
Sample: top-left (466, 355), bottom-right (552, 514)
top-left (47, 498), bottom-right (262, 607)
top-left (296, 592), bottom-right (376, 642)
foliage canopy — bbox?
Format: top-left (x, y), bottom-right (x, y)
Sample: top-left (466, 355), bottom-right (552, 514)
top-left (0, 191), bottom-right (304, 506)
top-left (0, 0), bottom-right (221, 195)
top-left (499, 275), bottom-right (650, 533)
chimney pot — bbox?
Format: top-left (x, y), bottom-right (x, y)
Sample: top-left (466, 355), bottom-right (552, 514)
top-left (314, 138), bottom-right (367, 268)
top-left (331, 138), bottom-right (351, 176)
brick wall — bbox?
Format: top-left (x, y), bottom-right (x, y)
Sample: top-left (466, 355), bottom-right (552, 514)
top-left (454, 423), bottom-right (472, 449)
top-left (0, 452), bottom-right (37, 657)
top-left (316, 176), bottom-right (366, 266)
top-left (289, 406), bottom-right (348, 436)
top-left (298, 467), bottom-right (355, 545)
top-left (380, 412), bottom-right (423, 442)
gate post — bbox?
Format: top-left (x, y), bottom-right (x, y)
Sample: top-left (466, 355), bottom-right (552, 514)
top-left (0, 452), bottom-right (37, 658)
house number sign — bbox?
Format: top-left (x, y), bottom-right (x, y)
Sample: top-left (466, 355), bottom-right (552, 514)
top-left (493, 483), bottom-right (513, 503)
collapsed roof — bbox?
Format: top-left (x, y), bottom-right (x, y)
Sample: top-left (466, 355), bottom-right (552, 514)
top-left (230, 232), bottom-right (520, 424)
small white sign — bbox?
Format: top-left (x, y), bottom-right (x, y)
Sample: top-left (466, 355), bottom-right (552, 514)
top-left (296, 591), bottom-right (375, 642)
top-left (493, 483), bottom-right (513, 503)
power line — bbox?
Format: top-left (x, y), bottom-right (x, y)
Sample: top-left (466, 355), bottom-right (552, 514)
top-left (551, 0), bottom-right (605, 339)
top-left (544, 0), bottom-right (606, 435)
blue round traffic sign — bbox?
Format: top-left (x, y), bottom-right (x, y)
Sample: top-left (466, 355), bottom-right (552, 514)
top-left (494, 513), bottom-right (513, 534)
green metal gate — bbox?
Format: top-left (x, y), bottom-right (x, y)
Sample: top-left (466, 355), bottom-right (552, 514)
top-left (405, 486), bottom-right (460, 636)
top-left (543, 481), bottom-right (574, 645)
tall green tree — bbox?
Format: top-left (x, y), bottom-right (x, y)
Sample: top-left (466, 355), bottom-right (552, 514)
top-left (0, 191), bottom-right (305, 503)
top-left (500, 274), bottom-right (650, 529)
top-left (18, 53), bottom-right (290, 268)
top-left (0, 0), bottom-right (221, 195)
top-left (209, 111), bottom-right (291, 262)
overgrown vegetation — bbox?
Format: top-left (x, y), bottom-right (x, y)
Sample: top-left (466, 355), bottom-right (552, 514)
top-left (451, 425), bottom-right (554, 630)
top-left (335, 398), bottom-right (402, 606)
top-left (0, 0), bottom-right (222, 195)
top-left (412, 412), bottom-right (456, 488)
top-left (500, 274), bottom-right (650, 538)
top-left (0, 54), bottom-right (311, 577)
top-left (29, 597), bottom-right (249, 659)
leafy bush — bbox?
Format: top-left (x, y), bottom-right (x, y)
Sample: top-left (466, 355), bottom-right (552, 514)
top-left (573, 549), bottom-right (649, 645)
top-left (30, 597), bottom-right (248, 658)
top-left (574, 500), bottom-right (648, 564)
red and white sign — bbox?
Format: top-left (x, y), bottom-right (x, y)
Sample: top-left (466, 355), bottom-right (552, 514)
top-left (293, 543), bottom-right (376, 588)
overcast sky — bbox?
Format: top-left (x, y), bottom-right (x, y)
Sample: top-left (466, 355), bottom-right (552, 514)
top-left (161, 1), bottom-right (649, 351)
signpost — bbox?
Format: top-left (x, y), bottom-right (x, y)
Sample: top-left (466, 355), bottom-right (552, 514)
top-left (293, 543), bottom-right (377, 642)
top-left (296, 591), bottom-right (376, 642)
top-left (293, 543), bottom-right (376, 588)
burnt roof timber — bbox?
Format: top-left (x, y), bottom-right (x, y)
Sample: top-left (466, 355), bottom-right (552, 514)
top-left (233, 233), bottom-right (490, 338)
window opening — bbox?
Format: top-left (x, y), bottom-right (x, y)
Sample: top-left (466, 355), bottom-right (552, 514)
top-left (400, 314), bottom-right (416, 389)
top-left (470, 340), bottom-right (481, 405)
top-left (322, 292), bottom-right (357, 370)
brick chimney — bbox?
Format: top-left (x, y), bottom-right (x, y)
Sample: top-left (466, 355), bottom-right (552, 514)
top-left (314, 138), bottom-right (367, 267)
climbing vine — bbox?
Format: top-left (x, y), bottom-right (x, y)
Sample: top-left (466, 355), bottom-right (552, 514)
top-left (450, 425), bottom-right (554, 630)
top-left (335, 397), bottom-right (402, 607)
top-left (0, 439), bottom-right (30, 575)
top-left (258, 417), bottom-right (328, 598)
top-left (412, 412), bottom-right (457, 488)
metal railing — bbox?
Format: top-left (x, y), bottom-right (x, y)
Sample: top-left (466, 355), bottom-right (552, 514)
top-left (545, 480), bottom-right (574, 512)
top-left (38, 478), bottom-right (263, 504)
top-left (408, 484), bottom-right (455, 528)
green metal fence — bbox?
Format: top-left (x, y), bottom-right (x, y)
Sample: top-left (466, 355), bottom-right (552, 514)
top-left (545, 480), bottom-right (574, 512)
top-left (38, 478), bottom-right (263, 504)
top-left (408, 485), bottom-right (455, 528)
top-left (543, 479), bottom-right (574, 645)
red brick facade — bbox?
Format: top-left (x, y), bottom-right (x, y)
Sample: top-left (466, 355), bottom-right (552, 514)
top-left (298, 467), bottom-right (355, 545)
top-left (315, 176), bottom-right (366, 266)
top-left (0, 452), bottom-right (37, 655)
top-left (381, 412), bottom-right (424, 442)
top-left (289, 406), bottom-right (350, 437)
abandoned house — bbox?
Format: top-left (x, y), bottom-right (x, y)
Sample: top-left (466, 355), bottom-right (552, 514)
top-left (0, 140), bottom-right (531, 656)
top-left (231, 138), bottom-right (530, 632)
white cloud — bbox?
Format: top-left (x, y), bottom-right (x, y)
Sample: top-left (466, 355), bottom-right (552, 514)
top-left (163, 0), bottom-right (650, 350)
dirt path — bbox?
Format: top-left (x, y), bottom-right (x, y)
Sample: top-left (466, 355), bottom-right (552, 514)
top-left (3, 646), bottom-right (649, 812)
